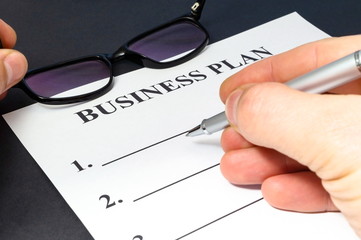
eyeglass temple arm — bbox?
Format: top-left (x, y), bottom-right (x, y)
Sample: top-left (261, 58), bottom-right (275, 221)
top-left (191, 0), bottom-right (206, 20)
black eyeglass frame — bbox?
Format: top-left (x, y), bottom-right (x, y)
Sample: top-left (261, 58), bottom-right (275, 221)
top-left (14, 0), bottom-right (209, 105)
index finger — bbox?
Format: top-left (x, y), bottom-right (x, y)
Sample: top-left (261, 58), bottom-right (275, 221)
top-left (220, 35), bottom-right (361, 103)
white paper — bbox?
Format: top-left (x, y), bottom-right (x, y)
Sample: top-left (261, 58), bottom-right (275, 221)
top-left (3, 13), bottom-right (358, 239)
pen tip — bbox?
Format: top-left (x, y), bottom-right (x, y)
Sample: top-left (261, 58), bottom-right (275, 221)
top-left (186, 125), bottom-right (203, 137)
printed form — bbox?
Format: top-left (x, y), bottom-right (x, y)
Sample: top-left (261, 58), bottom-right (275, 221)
top-left (3, 13), bottom-right (359, 239)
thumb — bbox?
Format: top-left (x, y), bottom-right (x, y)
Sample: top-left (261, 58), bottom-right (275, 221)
top-left (225, 82), bottom-right (361, 234)
top-left (225, 82), bottom-right (361, 177)
top-left (0, 49), bottom-right (28, 94)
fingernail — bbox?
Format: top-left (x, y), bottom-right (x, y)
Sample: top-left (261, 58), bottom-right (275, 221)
top-left (4, 52), bottom-right (25, 87)
top-left (225, 88), bottom-right (244, 128)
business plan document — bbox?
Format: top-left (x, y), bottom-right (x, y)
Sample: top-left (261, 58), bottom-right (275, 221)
top-left (3, 13), bottom-right (359, 239)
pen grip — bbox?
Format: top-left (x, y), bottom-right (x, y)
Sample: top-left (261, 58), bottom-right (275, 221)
top-left (286, 50), bottom-right (361, 93)
top-left (201, 112), bottom-right (229, 134)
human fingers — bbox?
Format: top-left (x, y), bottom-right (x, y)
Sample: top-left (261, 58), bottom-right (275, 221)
top-left (225, 82), bottom-right (361, 236)
top-left (0, 49), bottom-right (28, 95)
top-left (220, 146), bottom-right (307, 185)
top-left (262, 171), bottom-right (338, 212)
top-left (220, 111), bottom-right (336, 213)
top-left (0, 19), bottom-right (27, 96)
top-left (220, 127), bottom-right (254, 151)
top-left (220, 35), bottom-right (361, 103)
top-left (0, 19), bottom-right (17, 48)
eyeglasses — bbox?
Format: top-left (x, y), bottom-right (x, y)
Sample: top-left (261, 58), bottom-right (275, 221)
top-left (13, 0), bottom-right (209, 105)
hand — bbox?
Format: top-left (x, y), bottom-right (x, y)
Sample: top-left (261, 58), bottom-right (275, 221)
top-left (219, 35), bottom-right (361, 237)
top-left (0, 19), bottom-right (27, 100)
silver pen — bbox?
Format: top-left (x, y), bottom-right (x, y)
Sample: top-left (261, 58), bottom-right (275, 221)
top-left (187, 50), bottom-right (361, 137)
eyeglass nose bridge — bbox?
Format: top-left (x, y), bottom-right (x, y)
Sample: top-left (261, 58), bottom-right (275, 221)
top-left (111, 49), bottom-right (126, 62)
top-left (111, 46), bottom-right (151, 69)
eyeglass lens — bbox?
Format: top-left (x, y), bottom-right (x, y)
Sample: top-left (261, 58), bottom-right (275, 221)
top-left (25, 60), bottom-right (111, 98)
top-left (128, 21), bottom-right (207, 62)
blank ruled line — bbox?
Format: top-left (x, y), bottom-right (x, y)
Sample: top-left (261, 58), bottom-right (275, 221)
top-left (133, 164), bottom-right (220, 202)
top-left (102, 130), bottom-right (189, 167)
top-left (176, 198), bottom-right (264, 240)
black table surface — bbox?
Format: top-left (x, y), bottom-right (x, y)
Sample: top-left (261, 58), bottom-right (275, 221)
top-left (0, 0), bottom-right (360, 239)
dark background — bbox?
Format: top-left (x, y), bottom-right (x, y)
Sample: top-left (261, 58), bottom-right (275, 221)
top-left (0, 0), bottom-right (360, 239)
